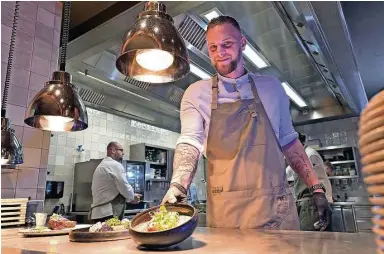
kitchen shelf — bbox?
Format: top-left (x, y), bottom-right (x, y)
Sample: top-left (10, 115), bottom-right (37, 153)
top-left (315, 145), bottom-right (355, 151)
top-left (330, 160), bottom-right (355, 165)
top-left (328, 176), bottom-right (359, 179)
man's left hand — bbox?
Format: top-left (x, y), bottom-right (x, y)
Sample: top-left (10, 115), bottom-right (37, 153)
top-left (312, 192), bottom-right (329, 231)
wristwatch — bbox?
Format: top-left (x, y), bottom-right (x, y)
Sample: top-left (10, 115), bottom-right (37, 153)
top-left (309, 183), bottom-right (326, 194)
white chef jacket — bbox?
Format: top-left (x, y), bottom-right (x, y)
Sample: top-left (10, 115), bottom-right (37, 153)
top-left (286, 147), bottom-right (333, 203)
top-left (176, 72), bottom-right (299, 157)
top-left (90, 157), bottom-right (134, 219)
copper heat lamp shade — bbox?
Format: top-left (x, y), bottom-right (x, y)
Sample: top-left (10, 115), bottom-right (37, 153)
top-left (116, 1), bottom-right (190, 83)
top-left (1, 118), bottom-right (23, 165)
top-left (24, 71), bottom-right (88, 132)
top-left (359, 89), bottom-right (384, 253)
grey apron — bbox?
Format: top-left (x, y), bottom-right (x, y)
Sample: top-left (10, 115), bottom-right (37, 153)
top-left (89, 193), bottom-right (126, 221)
top-left (206, 74), bottom-right (299, 230)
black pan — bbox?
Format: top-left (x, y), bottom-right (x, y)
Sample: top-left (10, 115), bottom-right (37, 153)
top-left (129, 203), bottom-right (198, 249)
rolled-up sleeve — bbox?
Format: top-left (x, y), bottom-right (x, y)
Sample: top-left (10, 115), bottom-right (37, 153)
top-left (279, 83), bottom-right (299, 147)
top-left (176, 87), bottom-right (205, 156)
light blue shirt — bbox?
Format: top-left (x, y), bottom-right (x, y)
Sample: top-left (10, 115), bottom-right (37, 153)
top-left (188, 182), bottom-right (199, 204)
top-left (176, 72), bottom-right (298, 156)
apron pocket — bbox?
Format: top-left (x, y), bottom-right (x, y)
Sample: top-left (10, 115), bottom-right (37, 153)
top-left (264, 193), bottom-right (291, 230)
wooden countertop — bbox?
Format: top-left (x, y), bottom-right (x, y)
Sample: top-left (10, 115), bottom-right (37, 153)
top-left (1, 227), bottom-right (376, 254)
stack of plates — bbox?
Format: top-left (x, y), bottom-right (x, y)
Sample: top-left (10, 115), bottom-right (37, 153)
top-left (359, 90), bottom-right (384, 253)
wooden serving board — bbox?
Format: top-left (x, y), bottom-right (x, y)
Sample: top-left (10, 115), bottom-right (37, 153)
top-left (19, 225), bottom-right (91, 237)
top-left (69, 227), bottom-right (131, 242)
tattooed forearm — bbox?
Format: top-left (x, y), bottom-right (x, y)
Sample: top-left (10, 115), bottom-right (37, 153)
top-left (283, 138), bottom-right (320, 188)
top-left (286, 152), bottom-right (311, 179)
top-left (171, 143), bottom-right (200, 190)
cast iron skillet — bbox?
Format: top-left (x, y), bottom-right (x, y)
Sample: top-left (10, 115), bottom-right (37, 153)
top-left (129, 203), bottom-right (198, 249)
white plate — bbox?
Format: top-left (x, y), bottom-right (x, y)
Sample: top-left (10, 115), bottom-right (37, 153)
top-left (19, 224), bottom-right (91, 236)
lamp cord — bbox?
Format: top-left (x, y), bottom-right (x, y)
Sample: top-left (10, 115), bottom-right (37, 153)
top-left (1, 1), bottom-right (20, 118)
top-left (59, 1), bottom-right (71, 72)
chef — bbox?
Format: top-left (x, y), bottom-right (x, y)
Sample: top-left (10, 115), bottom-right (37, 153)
top-left (162, 15), bottom-right (330, 230)
top-left (286, 133), bottom-right (333, 231)
top-left (90, 142), bottom-right (141, 223)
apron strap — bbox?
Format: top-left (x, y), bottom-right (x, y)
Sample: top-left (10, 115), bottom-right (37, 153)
top-left (211, 75), bottom-right (219, 110)
top-left (248, 75), bottom-right (283, 153)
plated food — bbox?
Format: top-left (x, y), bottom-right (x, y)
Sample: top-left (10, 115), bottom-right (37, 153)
top-left (89, 217), bottom-right (130, 232)
top-left (134, 205), bottom-right (191, 232)
top-left (129, 203), bottom-right (198, 248)
top-left (19, 214), bottom-right (79, 237)
top-left (69, 217), bottom-right (131, 242)
top-left (48, 213), bottom-right (77, 230)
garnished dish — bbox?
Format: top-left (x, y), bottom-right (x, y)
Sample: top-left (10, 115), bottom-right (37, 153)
top-left (47, 213), bottom-right (77, 230)
top-left (89, 217), bottom-right (130, 232)
top-left (134, 205), bottom-right (191, 232)
top-left (69, 217), bottom-right (131, 242)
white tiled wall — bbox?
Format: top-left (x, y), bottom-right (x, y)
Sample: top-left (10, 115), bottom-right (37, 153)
top-left (45, 108), bottom-right (181, 213)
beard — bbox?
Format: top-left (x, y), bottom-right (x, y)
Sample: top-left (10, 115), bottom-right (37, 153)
top-left (213, 49), bottom-right (242, 76)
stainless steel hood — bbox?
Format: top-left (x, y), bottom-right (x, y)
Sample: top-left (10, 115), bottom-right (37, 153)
top-left (67, 1), bottom-right (368, 131)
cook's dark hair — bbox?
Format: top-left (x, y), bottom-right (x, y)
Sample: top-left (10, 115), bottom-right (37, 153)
top-left (207, 15), bottom-right (241, 33)
top-left (298, 132), bottom-right (307, 145)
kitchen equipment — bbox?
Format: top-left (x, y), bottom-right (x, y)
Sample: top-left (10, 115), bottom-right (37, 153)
top-left (69, 226), bottom-right (130, 242)
top-left (72, 159), bottom-right (147, 212)
top-left (45, 181), bottom-right (64, 199)
top-left (129, 203), bottom-right (198, 248)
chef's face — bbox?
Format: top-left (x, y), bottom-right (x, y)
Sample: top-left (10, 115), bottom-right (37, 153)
top-left (206, 23), bottom-right (246, 76)
top-left (111, 143), bottom-right (124, 161)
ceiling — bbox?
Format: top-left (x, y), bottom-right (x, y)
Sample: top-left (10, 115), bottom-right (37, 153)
top-left (341, 1), bottom-right (384, 99)
top-left (66, 1), bottom-right (373, 132)
top-left (70, 1), bottom-right (116, 29)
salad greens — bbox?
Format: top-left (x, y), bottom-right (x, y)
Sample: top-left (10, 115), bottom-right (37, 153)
top-left (105, 216), bottom-right (122, 227)
top-left (148, 205), bottom-right (180, 231)
top-left (31, 226), bottom-right (50, 232)
top-left (105, 217), bottom-right (130, 229)
top-left (50, 213), bottom-right (61, 220)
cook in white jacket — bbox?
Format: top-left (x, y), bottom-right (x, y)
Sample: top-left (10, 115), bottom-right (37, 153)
top-left (286, 133), bottom-right (333, 231)
top-left (90, 142), bottom-right (140, 222)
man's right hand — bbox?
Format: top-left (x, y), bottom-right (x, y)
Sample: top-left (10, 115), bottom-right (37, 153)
top-left (161, 185), bottom-right (187, 204)
top-left (129, 193), bottom-right (142, 204)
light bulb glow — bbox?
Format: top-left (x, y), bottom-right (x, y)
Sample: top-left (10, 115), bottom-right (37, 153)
top-left (136, 49), bottom-right (174, 71)
top-left (39, 116), bottom-right (74, 132)
top-left (133, 74), bottom-right (173, 83)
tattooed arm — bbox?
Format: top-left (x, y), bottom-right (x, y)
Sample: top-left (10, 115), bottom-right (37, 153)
top-left (283, 138), bottom-right (323, 192)
top-left (161, 143), bottom-right (200, 204)
top-left (171, 143), bottom-right (200, 189)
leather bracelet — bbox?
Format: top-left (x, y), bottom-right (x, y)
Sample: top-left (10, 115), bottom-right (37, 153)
top-left (170, 182), bottom-right (187, 195)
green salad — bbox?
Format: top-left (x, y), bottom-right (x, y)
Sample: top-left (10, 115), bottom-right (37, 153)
top-left (105, 216), bottom-right (130, 229)
top-left (147, 205), bottom-right (180, 231)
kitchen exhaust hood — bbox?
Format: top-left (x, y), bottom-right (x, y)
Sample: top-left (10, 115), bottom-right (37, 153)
top-left (66, 1), bottom-right (367, 131)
